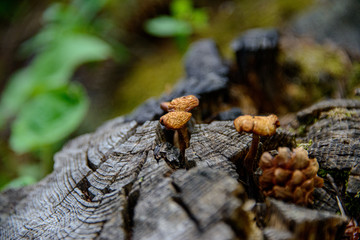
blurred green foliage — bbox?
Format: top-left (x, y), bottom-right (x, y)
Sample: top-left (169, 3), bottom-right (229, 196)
top-left (144, 0), bottom-right (208, 50)
top-left (10, 84), bottom-right (88, 153)
top-left (0, 0), bottom-right (117, 189)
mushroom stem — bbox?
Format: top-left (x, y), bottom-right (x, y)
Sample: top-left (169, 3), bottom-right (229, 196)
top-left (244, 133), bottom-right (260, 172)
top-left (177, 127), bottom-right (189, 167)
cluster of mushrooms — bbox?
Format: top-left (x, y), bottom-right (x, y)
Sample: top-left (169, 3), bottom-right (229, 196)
top-left (159, 95), bottom-right (324, 206)
top-left (159, 95), bottom-right (199, 166)
top-left (259, 147), bottom-right (324, 205)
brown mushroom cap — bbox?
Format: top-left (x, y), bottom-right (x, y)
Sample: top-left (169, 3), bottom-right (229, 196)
top-left (160, 101), bottom-right (171, 112)
top-left (159, 111), bottom-right (192, 130)
top-left (234, 114), bottom-right (280, 136)
top-left (168, 95), bottom-right (199, 112)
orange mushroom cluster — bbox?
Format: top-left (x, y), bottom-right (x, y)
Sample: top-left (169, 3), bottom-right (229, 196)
top-left (159, 95), bottom-right (199, 167)
top-left (160, 95), bottom-right (199, 131)
top-left (259, 147), bottom-right (324, 205)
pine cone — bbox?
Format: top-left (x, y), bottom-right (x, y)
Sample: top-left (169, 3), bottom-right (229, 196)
top-left (259, 147), bottom-right (324, 205)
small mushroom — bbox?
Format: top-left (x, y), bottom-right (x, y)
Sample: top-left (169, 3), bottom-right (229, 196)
top-left (168, 95), bottom-right (199, 112)
top-left (160, 112), bottom-right (192, 130)
top-left (234, 114), bottom-right (280, 172)
top-left (160, 101), bottom-right (170, 112)
top-left (159, 95), bottom-right (199, 167)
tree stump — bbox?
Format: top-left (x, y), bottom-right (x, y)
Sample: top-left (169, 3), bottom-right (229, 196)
top-left (0, 38), bottom-right (356, 239)
top-left (0, 112), bottom-right (350, 239)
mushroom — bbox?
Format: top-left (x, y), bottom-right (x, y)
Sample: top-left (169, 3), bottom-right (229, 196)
top-left (159, 95), bottom-right (199, 167)
top-left (167, 95), bottom-right (199, 112)
top-left (160, 101), bottom-right (170, 112)
top-left (233, 114), bottom-right (280, 172)
top-left (259, 147), bottom-right (324, 206)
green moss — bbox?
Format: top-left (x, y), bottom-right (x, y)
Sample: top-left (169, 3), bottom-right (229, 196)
top-left (321, 108), bottom-right (357, 120)
top-left (355, 191), bottom-right (360, 198)
top-left (297, 125), bottom-right (307, 136)
top-left (281, 38), bottom-right (351, 107)
top-left (296, 139), bottom-right (313, 150)
top-left (286, 41), bottom-right (348, 78)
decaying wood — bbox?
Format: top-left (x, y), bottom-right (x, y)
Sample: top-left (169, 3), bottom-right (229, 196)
top-left (0, 117), bottom-right (286, 239)
top-left (1, 37), bottom-right (358, 239)
top-left (0, 109), bottom-right (351, 239)
top-left (296, 99), bottom-right (360, 215)
top-left (263, 199), bottom-right (347, 240)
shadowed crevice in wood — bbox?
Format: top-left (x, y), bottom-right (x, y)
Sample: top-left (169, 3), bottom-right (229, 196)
top-left (223, 212), bottom-right (249, 240)
top-left (171, 195), bottom-right (203, 232)
top-left (170, 180), bottom-right (182, 193)
top-left (77, 177), bottom-right (95, 202)
top-left (87, 153), bottom-right (98, 172)
top-left (122, 189), bottom-right (140, 240)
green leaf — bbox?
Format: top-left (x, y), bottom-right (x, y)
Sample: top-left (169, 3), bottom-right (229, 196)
top-left (10, 83), bottom-right (89, 153)
top-left (170, 0), bottom-right (193, 20)
top-left (30, 33), bottom-right (112, 93)
top-left (0, 68), bottom-right (34, 127)
top-left (144, 16), bottom-right (192, 37)
top-left (191, 9), bottom-right (208, 29)
top-left (73, 0), bottom-right (109, 21)
top-left (0, 33), bottom-right (111, 128)
top-left (2, 175), bottom-right (38, 190)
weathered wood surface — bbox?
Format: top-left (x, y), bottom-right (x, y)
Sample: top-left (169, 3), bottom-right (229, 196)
top-left (0, 109), bottom-right (351, 239)
top-left (0, 118), bottom-right (276, 239)
top-left (263, 199), bottom-right (347, 240)
top-left (296, 99), bottom-right (360, 217)
top-left (1, 35), bottom-right (358, 239)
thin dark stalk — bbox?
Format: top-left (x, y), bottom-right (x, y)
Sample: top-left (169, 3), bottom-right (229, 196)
top-left (177, 127), bottom-right (189, 168)
top-left (244, 133), bottom-right (260, 172)
top-left (243, 133), bottom-right (261, 200)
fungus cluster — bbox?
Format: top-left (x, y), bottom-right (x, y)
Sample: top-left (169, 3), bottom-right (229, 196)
top-left (160, 95), bottom-right (199, 166)
top-left (233, 114), bottom-right (280, 171)
top-left (259, 147), bottom-right (324, 205)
